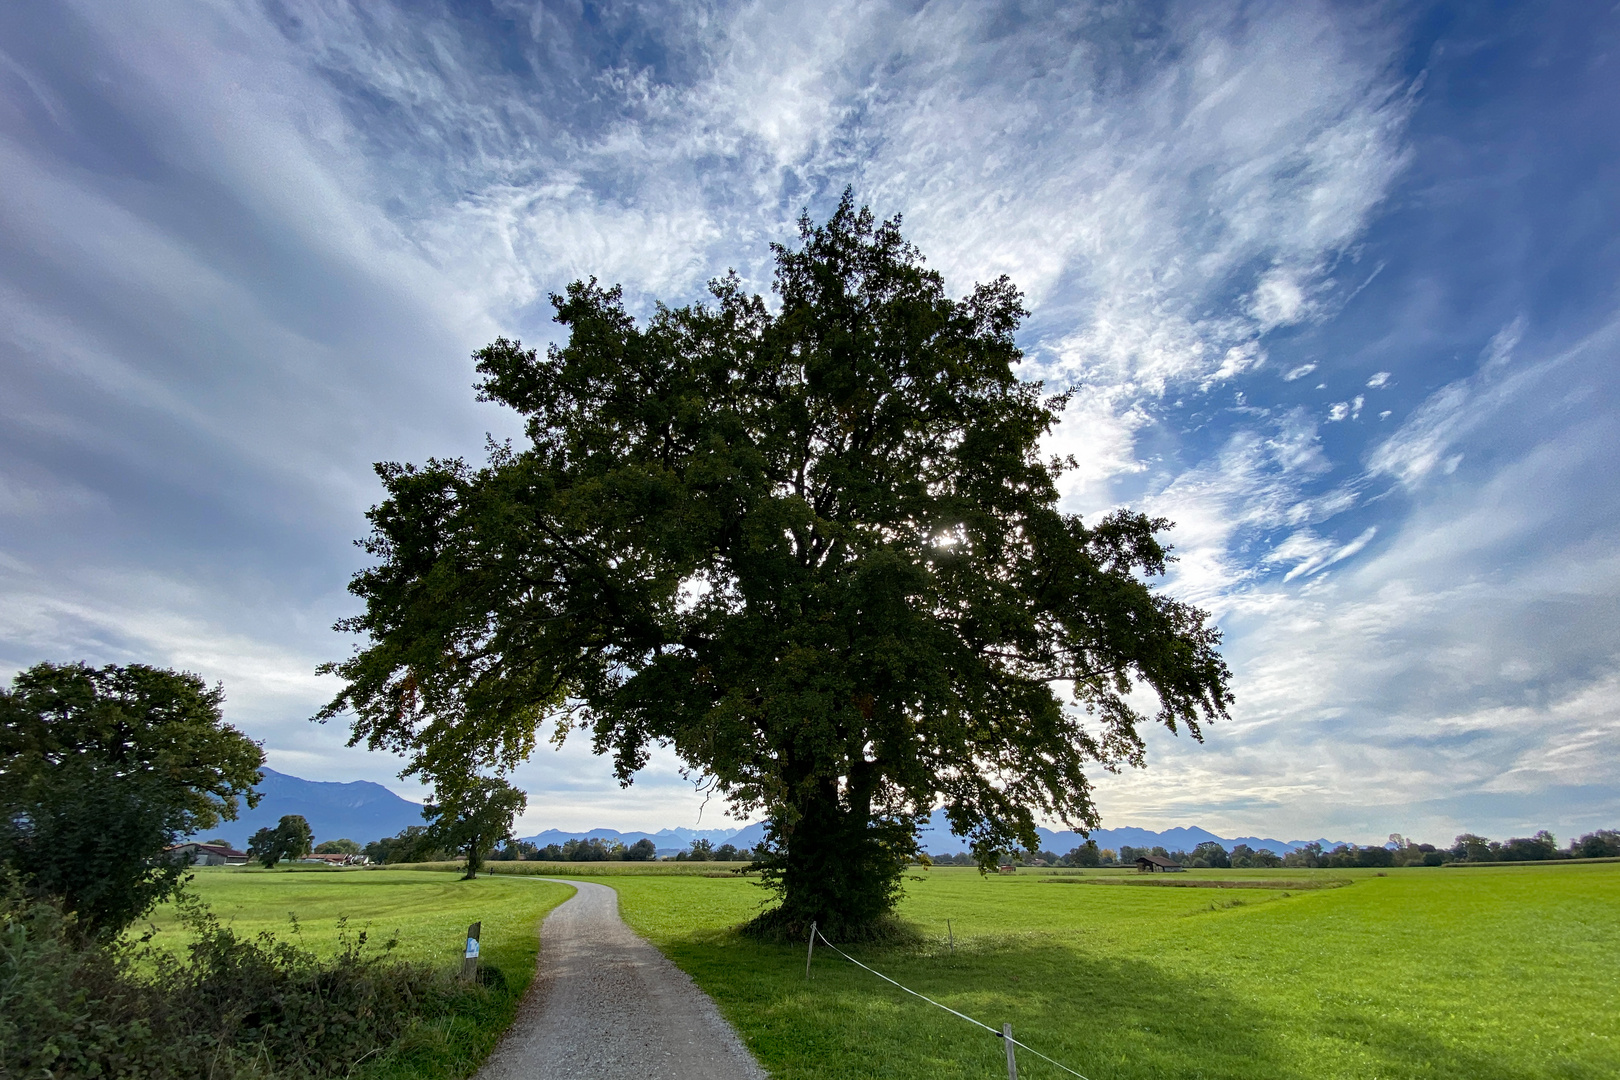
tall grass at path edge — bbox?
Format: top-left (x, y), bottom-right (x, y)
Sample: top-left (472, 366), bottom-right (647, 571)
top-left (137, 868), bottom-right (573, 1080)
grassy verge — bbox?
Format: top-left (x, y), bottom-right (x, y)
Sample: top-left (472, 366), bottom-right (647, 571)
top-left (599, 863), bottom-right (1619, 1079)
top-left (139, 868), bottom-right (572, 1080)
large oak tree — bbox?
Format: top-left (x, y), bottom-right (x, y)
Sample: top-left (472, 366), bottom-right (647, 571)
top-left (320, 196), bottom-right (1232, 935)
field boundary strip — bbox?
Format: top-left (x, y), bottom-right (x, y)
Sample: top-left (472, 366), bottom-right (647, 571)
top-left (810, 925), bottom-right (1092, 1079)
top-left (1442, 856), bottom-right (1620, 868)
top-left (1038, 877), bottom-right (1350, 890)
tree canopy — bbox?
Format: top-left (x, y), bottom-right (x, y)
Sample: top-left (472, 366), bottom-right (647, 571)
top-left (0, 662), bottom-right (262, 935)
top-left (423, 777), bottom-right (526, 879)
top-left (319, 194), bottom-right (1232, 934)
top-left (247, 814), bottom-right (313, 869)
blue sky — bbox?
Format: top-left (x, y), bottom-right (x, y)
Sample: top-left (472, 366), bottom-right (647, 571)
top-left (2, 1), bottom-right (1616, 843)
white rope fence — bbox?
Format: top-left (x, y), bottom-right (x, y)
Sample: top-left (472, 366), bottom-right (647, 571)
top-left (807, 922), bottom-right (1093, 1080)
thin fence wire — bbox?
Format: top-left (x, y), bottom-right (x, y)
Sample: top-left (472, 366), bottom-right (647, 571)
top-left (810, 926), bottom-right (1093, 1079)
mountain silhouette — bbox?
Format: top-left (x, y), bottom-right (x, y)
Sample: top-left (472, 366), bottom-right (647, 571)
top-left (194, 767), bottom-right (426, 848)
top-left (198, 770), bottom-right (1343, 855)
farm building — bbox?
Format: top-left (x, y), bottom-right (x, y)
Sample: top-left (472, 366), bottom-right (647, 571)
top-left (168, 842), bottom-right (248, 866)
top-left (299, 852), bottom-right (370, 866)
top-left (1135, 854), bottom-right (1185, 873)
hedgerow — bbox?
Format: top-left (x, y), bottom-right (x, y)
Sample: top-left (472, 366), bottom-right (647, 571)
top-left (0, 882), bottom-right (493, 1079)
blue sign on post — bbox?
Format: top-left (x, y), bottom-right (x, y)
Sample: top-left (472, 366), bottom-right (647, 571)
top-left (461, 921), bottom-right (482, 981)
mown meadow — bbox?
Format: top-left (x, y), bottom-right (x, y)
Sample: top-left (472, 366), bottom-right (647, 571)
top-left (156, 861), bottom-right (1618, 1079)
top-left (608, 863), bottom-right (1618, 1080)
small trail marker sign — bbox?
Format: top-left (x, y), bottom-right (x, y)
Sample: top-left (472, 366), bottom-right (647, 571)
top-left (461, 921), bottom-right (481, 981)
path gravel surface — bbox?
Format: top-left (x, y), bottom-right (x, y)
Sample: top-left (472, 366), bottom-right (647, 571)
top-left (475, 879), bottom-right (768, 1080)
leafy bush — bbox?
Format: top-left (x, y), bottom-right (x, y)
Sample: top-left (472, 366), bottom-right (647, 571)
top-left (0, 883), bottom-right (494, 1079)
top-left (363, 826), bottom-right (449, 865)
top-left (0, 661), bottom-right (263, 938)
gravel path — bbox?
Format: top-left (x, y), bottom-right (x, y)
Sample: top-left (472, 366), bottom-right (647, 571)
top-left (475, 879), bottom-right (768, 1080)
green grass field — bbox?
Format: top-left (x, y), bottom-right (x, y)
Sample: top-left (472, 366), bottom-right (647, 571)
top-left (156, 862), bottom-right (1619, 1079)
top-left (140, 868), bottom-right (573, 1080)
top-left (605, 863), bottom-right (1620, 1080)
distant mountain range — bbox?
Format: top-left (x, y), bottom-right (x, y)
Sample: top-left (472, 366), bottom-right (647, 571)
top-left (193, 768), bottom-right (426, 849)
top-left (527, 811), bottom-right (1342, 857)
top-left (519, 823), bottom-right (769, 858)
top-left (197, 769), bottom-right (1344, 855)
top-left (916, 815), bottom-right (1344, 857)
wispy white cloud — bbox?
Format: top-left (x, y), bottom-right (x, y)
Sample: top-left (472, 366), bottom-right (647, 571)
top-left (1094, 313), bottom-right (1620, 840)
top-left (2, 2), bottom-right (1615, 842)
top-left (1367, 316), bottom-right (1529, 487)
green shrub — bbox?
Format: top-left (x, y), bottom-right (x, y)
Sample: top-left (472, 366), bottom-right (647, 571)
top-left (0, 883), bottom-right (494, 1079)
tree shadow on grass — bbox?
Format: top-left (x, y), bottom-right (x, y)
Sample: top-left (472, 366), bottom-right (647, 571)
top-left (659, 931), bottom-right (1302, 1080)
top-left (1308, 1003), bottom-right (1604, 1080)
top-left (656, 928), bottom-right (1593, 1080)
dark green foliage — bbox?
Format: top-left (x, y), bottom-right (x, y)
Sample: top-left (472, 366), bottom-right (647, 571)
top-left (1450, 833), bottom-right (1496, 862)
top-left (318, 194), bottom-right (1232, 935)
top-left (1068, 841), bottom-right (1101, 867)
top-left (488, 838), bottom-right (539, 861)
top-left (1573, 829), bottom-right (1620, 858)
top-left (536, 837), bottom-right (619, 861)
top-left (1192, 842), bottom-right (1231, 869)
top-left (423, 777), bottom-right (525, 879)
top-left (249, 814), bottom-right (315, 868)
top-left (1228, 844), bottom-right (1283, 869)
top-left (248, 827), bottom-right (276, 867)
top-left (1283, 843), bottom-right (1398, 869)
top-left (1497, 831), bottom-right (1560, 861)
top-left (669, 839), bottom-right (753, 862)
top-left (1283, 842), bottom-right (1323, 867)
top-left (527, 837), bottom-right (664, 861)
top-left (362, 826), bottom-right (446, 865)
top-left (0, 884), bottom-right (488, 1080)
top-left (313, 838), bottom-right (361, 856)
top-left (0, 662), bottom-right (263, 937)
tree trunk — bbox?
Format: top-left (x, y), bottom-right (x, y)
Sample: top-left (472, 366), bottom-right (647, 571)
top-left (752, 779), bottom-right (916, 940)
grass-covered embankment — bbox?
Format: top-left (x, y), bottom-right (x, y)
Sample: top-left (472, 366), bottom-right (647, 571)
top-left (138, 869), bottom-right (572, 1080)
top-left (604, 862), bottom-right (1619, 1079)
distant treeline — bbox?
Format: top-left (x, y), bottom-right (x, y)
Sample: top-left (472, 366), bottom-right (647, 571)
top-left (359, 829), bottom-right (758, 864)
top-left (356, 823), bottom-right (1620, 869)
top-left (929, 829), bottom-right (1620, 870)
top-left (490, 837), bottom-right (755, 862)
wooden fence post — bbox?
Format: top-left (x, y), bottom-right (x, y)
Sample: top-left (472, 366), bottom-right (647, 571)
top-left (461, 921), bottom-right (481, 982)
top-left (946, 918), bottom-right (953, 956)
top-left (1003, 1023), bottom-right (1018, 1080)
top-left (805, 921), bottom-right (817, 980)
